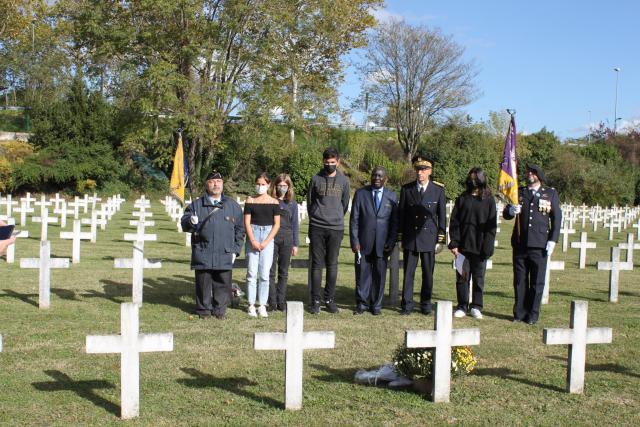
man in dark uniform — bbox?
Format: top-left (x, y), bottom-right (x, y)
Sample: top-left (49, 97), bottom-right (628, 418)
top-left (181, 171), bottom-right (245, 319)
top-left (398, 157), bottom-right (446, 315)
top-left (503, 164), bottom-right (561, 325)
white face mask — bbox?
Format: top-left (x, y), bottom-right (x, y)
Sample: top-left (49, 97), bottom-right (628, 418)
top-left (255, 185), bottom-right (269, 195)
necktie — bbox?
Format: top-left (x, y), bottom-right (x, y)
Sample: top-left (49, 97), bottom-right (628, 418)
top-left (419, 186), bottom-right (425, 196)
top-left (374, 190), bottom-right (381, 212)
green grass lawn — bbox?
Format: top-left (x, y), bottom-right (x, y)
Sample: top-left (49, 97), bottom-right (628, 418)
top-left (1, 199), bottom-right (639, 426)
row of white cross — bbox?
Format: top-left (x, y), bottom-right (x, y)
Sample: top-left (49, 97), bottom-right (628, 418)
top-left (1, 299), bottom-right (611, 419)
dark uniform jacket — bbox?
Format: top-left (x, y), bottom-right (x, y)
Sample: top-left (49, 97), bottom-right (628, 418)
top-left (503, 186), bottom-right (561, 249)
top-left (398, 181), bottom-right (446, 252)
top-left (349, 185), bottom-right (398, 257)
top-left (180, 194), bottom-right (245, 270)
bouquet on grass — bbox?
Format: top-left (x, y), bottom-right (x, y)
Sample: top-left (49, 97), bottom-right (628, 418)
top-left (392, 345), bottom-right (478, 380)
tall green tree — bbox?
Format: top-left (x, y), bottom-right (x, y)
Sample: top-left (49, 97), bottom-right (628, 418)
top-left (360, 20), bottom-right (479, 161)
top-left (251, 0), bottom-right (380, 143)
top-left (13, 74), bottom-right (124, 191)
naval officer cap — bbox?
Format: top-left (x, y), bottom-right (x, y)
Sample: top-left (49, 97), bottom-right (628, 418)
top-left (412, 156), bottom-right (433, 170)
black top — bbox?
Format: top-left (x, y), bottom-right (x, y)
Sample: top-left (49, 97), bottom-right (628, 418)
top-left (448, 193), bottom-right (497, 258)
top-left (244, 203), bottom-right (280, 226)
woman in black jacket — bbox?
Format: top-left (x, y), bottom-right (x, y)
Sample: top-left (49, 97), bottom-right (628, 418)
top-left (448, 167), bottom-right (497, 319)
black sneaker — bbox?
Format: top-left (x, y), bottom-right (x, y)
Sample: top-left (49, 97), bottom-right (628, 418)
top-left (325, 300), bottom-right (339, 314)
top-left (309, 301), bottom-right (320, 314)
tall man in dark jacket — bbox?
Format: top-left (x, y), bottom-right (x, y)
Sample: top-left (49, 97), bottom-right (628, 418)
top-left (398, 157), bottom-right (446, 315)
top-left (181, 171), bottom-right (245, 319)
top-left (349, 167), bottom-right (398, 315)
top-left (307, 148), bottom-right (351, 314)
top-left (503, 164), bottom-right (561, 325)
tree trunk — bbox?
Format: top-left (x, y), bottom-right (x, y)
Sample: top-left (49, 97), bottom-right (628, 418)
top-left (289, 73), bottom-right (298, 144)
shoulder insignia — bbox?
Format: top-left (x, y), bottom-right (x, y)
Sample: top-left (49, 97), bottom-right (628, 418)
top-left (432, 181), bottom-right (445, 188)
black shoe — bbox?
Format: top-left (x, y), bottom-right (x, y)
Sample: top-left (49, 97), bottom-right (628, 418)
top-left (214, 313), bottom-right (226, 320)
top-left (371, 310), bottom-right (381, 316)
top-left (400, 310), bottom-right (411, 315)
top-left (353, 307), bottom-right (365, 315)
top-left (277, 303), bottom-right (286, 312)
top-left (512, 318), bottom-right (523, 323)
top-left (267, 304), bottom-right (278, 312)
top-left (421, 309), bottom-right (432, 316)
top-left (527, 318), bottom-right (538, 325)
top-left (325, 300), bottom-right (339, 314)
top-left (198, 313), bottom-right (211, 319)
top-left (309, 302), bottom-right (320, 314)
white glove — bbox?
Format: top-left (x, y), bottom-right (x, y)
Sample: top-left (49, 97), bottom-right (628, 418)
top-left (508, 204), bottom-right (522, 216)
top-left (545, 241), bottom-right (556, 255)
top-left (190, 215), bottom-right (199, 225)
top-left (232, 253), bottom-right (236, 263)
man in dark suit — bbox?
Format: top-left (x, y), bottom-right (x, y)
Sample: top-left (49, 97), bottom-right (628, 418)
top-left (398, 157), bottom-right (446, 315)
top-left (349, 167), bottom-right (398, 315)
top-left (503, 163), bottom-right (561, 325)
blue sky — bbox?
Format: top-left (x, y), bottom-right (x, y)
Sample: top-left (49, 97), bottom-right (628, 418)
top-left (339, 0), bottom-right (640, 139)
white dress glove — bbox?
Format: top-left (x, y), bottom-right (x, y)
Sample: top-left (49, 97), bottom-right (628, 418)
top-left (232, 253), bottom-right (236, 263)
top-left (190, 215), bottom-right (199, 225)
top-left (508, 204), bottom-right (522, 216)
top-left (545, 241), bottom-right (556, 255)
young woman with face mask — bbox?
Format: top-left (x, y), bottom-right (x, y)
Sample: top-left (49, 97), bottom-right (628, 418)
top-left (447, 167), bottom-right (497, 320)
top-left (266, 174), bottom-right (300, 311)
top-left (244, 173), bottom-right (281, 318)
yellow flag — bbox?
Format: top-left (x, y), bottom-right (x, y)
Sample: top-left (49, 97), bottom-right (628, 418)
top-left (169, 133), bottom-right (185, 204)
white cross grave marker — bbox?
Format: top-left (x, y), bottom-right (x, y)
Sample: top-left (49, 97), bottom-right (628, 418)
top-left (542, 255), bottom-right (565, 304)
top-left (597, 247), bottom-right (632, 303)
top-left (618, 233), bottom-right (639, 268)
top-left (543, 300), bottom-right (612, 393)
top-left (4, 218), bottom-right (28, 263)
top-left (32, 207), bottom-right (58, 241)
top-left (254, 301), bottom-right (335, 410)
top-left (560, 224), bottom-right (576, 253)
top-left (114, 241), bottom-right (162, 305)
top-left (20, 241), bottom-right (70, 309)
top-left (86, 303), bottom-right (173, 419)
top-left (570, 232), bottom-right (596, 269)
top-left (60, 220), bottom-right (92, 263)
top-left (632, 217), bottom-right (640, 240)
top-left (14, 199), bottom-right (34, 226)
top-left (81, 210), bottom-right (106, 243)
top-left (405, 300), bottom-right (480, 403)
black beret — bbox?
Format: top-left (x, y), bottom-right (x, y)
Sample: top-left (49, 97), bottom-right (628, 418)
top-left (526, 163), bottom-right (546, 182)
top-left (205, 171), bottom-right (223, 180)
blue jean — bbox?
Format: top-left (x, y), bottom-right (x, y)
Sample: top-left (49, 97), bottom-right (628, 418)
top-left (246, 224), bottom-right (274, 306)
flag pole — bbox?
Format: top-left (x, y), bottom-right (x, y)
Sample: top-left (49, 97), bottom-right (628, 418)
top-left (506, 109), bottom-right (520, 243)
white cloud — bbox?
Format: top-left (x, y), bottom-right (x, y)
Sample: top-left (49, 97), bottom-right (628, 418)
top-left (370, 8), bottom-right (405, 24)
top-left (370, 7), bottom-right (438, 25)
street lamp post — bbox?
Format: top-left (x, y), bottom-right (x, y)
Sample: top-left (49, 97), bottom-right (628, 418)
top-left (613, 67), bottom-right (621, 135)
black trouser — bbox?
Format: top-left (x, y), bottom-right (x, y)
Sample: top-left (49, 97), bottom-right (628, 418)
top-left (355, 252), bottom-right (388, 312)
top-left (195, 269), bottom-right (232, 316)
top-left (513, 248), bottom-right (547, 322)
top-left (455, 253), bottom-right (487, 312)
top-left (309, 225), bottom-right (344, 304)
top-left (268, 238), bottom-right (293, 307)
top-left (401, 250), bottom-right (435, 312)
